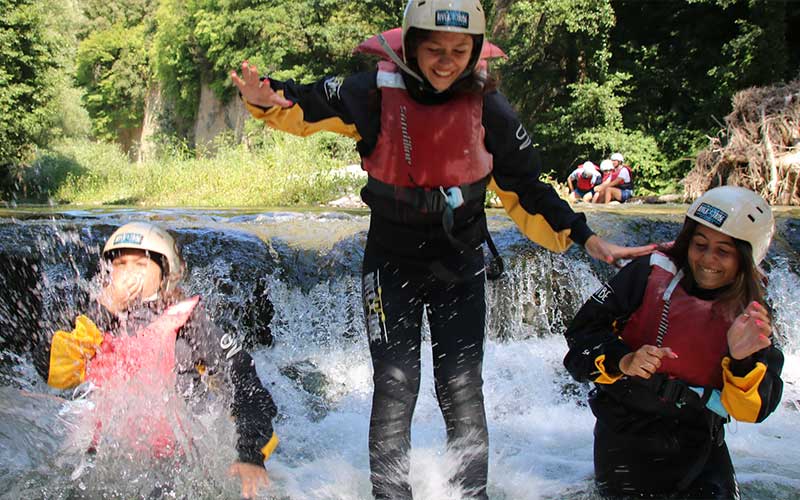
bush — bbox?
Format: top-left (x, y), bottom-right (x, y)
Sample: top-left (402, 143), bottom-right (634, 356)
top-left (22, 132), bottom-right (362, 207)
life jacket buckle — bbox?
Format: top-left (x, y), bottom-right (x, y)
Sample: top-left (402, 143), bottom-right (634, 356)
top-left (440, 186), bottom-right (464, 210)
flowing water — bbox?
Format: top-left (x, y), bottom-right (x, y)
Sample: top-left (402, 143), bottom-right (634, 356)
top-left (1, 206), bottom-right (799, 500)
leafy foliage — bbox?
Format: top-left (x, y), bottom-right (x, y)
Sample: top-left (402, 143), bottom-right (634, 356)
top-left (0, 0), bottom-right (62, 188)
top-left (4, 0), bottom-right (800, 200)
top-left (75, 24), bottom-right (151, 141)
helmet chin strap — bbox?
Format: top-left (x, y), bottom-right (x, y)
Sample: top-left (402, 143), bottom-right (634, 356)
top-left (377, 33), bottom-right (424, 83)
top-left (377, 33), bottom-right (476, 95)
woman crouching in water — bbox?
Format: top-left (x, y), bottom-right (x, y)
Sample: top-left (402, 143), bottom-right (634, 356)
top-left (37, 222), bottom-right (278, 499)
top-left (564, 186), bottom-right (784, 499)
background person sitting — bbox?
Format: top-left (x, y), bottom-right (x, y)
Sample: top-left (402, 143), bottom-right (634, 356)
top-left (595, 152), bottom-right (634, 204)
top-left (567, 161), bottom-right (601, 202)
top-left (592, 160), bottom-right (615, 203)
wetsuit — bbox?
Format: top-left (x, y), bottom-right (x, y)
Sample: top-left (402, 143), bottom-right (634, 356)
top-left (36, 297), bottom-right (278, 466)
top-left (243, 68), bottom-right (594, 499)
top-left (564, 255), bottom-right (784, 499)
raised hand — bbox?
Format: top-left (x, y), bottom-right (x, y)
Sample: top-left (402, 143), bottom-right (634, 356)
top-left (619, 345), bottom-right (678, 379)
top-left (99, 273), bottom-right (143, 314)
top-left (727, 301), bottom-right (772, 360)
top-left (230, 61), bottom-right (293, 109)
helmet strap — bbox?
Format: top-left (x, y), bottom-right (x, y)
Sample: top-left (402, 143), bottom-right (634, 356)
top-left (378, 33), bottom-right (424, 83)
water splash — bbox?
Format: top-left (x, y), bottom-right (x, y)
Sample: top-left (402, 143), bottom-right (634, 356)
top-left (1, 208), bottom-right (799, 499)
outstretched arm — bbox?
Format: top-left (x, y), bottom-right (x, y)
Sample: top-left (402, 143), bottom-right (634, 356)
top-left (181, 308), bottom-right (278, 498)
top-left (230, 61), bottom-right (293, 109)
top-left (584, 236), bottom-right (657, 266)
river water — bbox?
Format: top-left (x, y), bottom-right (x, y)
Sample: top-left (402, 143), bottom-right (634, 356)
top-left (0, 206), bottom-right (798, 499)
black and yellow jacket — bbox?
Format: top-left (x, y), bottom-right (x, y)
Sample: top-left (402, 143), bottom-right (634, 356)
top-left (243, 72), bottom-right (594, 266)
top-left (563, 256), bottom-right (784, 425)
top-left (35, 299), bottom-right (279, 465)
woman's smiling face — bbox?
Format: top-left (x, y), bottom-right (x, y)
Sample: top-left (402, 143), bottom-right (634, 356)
top-left (687, 224), bottom-right (740, 290)
top-left (415, 31), bottom-right (474, 91)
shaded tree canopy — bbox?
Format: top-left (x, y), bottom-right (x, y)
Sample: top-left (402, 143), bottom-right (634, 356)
top-left (3, 0), bottom-right (800, 196)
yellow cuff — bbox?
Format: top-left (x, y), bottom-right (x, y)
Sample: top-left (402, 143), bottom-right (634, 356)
top-left (47, 315), bottom-right (103, 389)
top-left (488, 178), bottom-right (574, 253)
top-left (720, 356), bottom-right (767, 423)
top-left (261, 431), bottom-right (279, 462)
top-left (243, 97), bottom-right (361, 140)
top-left (593, 354), bottom-right (624, 384)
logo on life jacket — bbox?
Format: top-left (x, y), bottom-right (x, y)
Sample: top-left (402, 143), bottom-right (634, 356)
top-left (693, 203), bottom-right (728, 228)
top-left (435, 10), bottom-right (469, 29)
top-left (400, 105), bottom-right (412, 166)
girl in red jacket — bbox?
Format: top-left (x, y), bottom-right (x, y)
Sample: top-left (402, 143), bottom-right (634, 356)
top-left (564, 186), bottom-right (784, 499)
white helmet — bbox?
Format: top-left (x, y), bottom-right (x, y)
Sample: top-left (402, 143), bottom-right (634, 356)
top-left (103, 222), bottom-right (186, 292)
top-left (686, 186), bottom-right (774, 265)
top-left (600, 159), bottom-right (614, 171)
top-left (611, 152), bottom-right (624, 162)
top-left (581, 161), bottom-right (598, 177)
top-left (402, 0), bottom-right (486, 62)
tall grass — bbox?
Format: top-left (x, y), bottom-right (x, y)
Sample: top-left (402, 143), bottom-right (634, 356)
top-left (21, 131), bottom-right (364, 207)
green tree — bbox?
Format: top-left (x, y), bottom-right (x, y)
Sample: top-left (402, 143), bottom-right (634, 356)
top-left (75, 24), bottom-right (150, 141)
top-left (154, 0), bottom-right (406, 126)
top-left (0, 0), bottom-right (67, 191)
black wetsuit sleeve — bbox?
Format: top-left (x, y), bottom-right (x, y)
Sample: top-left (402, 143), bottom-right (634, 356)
top-left (563, 256), bottom-right (653, 382)
top-left (483, 91), bottom-right (594, 245)
top-left (181, 307), bottom-right (277, 465)
top-left (242, 72), bottom-right (379, 155)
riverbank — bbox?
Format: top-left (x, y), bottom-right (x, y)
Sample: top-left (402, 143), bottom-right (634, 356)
top-left (10, 135), bottom-right (363, 207)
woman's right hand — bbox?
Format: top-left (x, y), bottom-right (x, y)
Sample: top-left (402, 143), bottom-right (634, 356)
top-left (618, 344), bottom-right (678, 379)
top-left (230, 61), bottom-right (293, 109)
top-left (99, 274), bottom-right (143, 314)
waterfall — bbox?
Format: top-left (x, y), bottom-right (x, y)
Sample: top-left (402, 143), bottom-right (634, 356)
top-left (1, 207), bottom-right (798, 499)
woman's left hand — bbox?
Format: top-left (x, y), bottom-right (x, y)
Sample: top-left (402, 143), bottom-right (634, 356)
top-left (727, 301), bottom-right (772, 360)
top-left (584, 235), bottom-right (657, 266)
top-left (229, 462), bottom-right (269, 499)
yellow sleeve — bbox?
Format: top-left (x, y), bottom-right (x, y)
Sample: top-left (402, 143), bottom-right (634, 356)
top-left (488, 177), bottom-right (574, 253)
top-left (243, 96), bottom-right (361, 141)
top-left (260, 431), bottom-right (279, 462)
top-left (720, 356), bottom-right (767, 423)
top-left (47, 315), bottom-right (104, 389)
top-left (593, 354), bottom-right (624, 384)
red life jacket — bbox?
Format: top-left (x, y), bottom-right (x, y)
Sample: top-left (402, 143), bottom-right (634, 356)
top-left (620, 253), bottom-right (731, 388)
top-left (576, 171), bottom-right (596, 191)
top-left (86, 296), bottom-right (200, 457)
top-left (361, 62), bottom-right (493, 189)
top-left (355, 28), bottom-right (506, 192)
top-left (611, 165), bottom-right (634, 190)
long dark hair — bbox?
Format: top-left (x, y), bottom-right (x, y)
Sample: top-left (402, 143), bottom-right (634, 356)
top-left (403, 28), bottom-right (498, 95)
top-left (662, 218), bottom-right (767, 320)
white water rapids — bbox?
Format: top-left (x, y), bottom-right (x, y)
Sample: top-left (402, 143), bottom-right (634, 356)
top-left (0, 210), bottom-right (798, 499)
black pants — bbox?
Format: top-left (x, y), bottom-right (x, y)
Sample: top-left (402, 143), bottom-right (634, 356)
top-left (362, 256), bottom-right (489, 500)
top-left (594, 419), bottom-right (739, 499)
